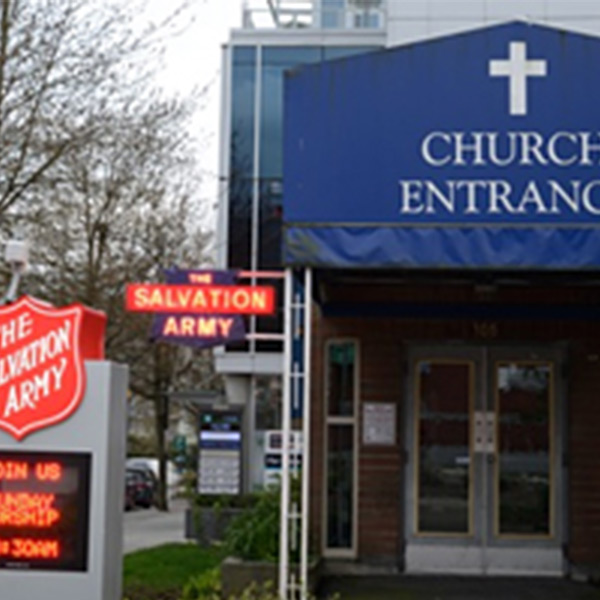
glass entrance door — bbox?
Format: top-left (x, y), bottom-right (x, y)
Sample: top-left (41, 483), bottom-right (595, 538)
top-left (404, 347), bottom-right (564, 575)
top-left (495, 361), bottom-right (553, 538)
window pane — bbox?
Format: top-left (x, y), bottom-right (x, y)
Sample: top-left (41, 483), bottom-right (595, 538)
top-left (227, 176), bottom-right (252, 270)
top-left (230, 47), bottom-right (255, 178)
top-left (322, 0), bottom-right (345, 28)
top-left (327, 424), bottom-right (353, 548)
top-left (323, 46), bottom-right (380, 60)
top-left (228, 46), bottom-right (256, 272)
top-left (497, 363), bottom-right (552, 536)
top-left (256, 278), bottom-right (284, 352)
top-left (254, 376), bottom-right (282, 430)
top-left (260, 47), bottom-right (321, 179)
top-left (261, 47), bottom-right (321, 66)
top-left (417, 361), bottom-right (471, 534)
top-left (327, 342), bottom-right (355, 417)
top-left (259, 178), bottom-right (283, 269)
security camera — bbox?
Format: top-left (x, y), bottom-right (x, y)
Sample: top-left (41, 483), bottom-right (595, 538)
top-left (2, 239), bottom-right (29, 304)
top-left (4, 240), bottom-right (29, 270)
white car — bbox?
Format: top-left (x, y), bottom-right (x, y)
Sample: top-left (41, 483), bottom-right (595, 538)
top-left (126, 457), bottom-right (181, 488)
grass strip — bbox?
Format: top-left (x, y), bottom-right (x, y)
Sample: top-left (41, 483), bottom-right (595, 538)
top-left (123, 542), bottom-right (223, 600)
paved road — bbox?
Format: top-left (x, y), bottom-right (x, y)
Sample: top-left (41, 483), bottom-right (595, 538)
top-left (123, 498), bottom-right (188, 554)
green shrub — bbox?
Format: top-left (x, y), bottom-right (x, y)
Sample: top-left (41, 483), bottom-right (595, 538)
top-left (180, 567), bottom-right (221, 600)
top-left (233, 581), bottom-right (279, 600)
top-left (224, 487), bottom-right (280, 562)
top-left (192, 493), bottom-right (257, 510)
top-left (180, 577), bottom-right (333, 600)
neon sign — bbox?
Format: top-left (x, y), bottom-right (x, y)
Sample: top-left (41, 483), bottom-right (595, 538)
top-left (125, 269), bottom-right (279, 349)
top-left (125, 284), bottom-right (276, 315)
top-left (0, 451), bottom-right (91, 571)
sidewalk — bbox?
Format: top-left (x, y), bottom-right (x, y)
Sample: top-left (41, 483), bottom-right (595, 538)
top-left (122, 498), bottom-right (187, 554)
top-left (319, 576), bottom-right (600, 600)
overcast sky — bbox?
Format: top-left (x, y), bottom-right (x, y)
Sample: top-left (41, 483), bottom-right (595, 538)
top-left (142, 0), bottom-right (243, 229)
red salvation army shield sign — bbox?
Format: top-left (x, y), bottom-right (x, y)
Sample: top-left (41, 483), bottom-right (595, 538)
top-left (0, 297), bottom-right (98, 440)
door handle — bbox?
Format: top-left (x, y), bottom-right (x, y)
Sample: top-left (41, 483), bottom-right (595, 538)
top-left (473, 411), bottom-right (495, 454)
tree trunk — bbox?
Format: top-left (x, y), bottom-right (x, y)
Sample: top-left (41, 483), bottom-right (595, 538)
top-left (155, 395), bottom-right (169, 511)
top-left (154, 345), bottom-right (170, 512)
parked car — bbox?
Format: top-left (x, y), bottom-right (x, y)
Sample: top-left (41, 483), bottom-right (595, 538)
top-left (124, 470), bottom-right (139, 511)
top-left (126, 467), bottom-right (157, 508)
top-left (127, 457), bottom-right (180, 488)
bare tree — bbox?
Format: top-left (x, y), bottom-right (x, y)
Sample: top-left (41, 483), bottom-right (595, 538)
top-left (19, 93), bottom-right (216, 509)
top-left (0, 0), bottom-right (218, 510)
top-left (0, 0), bottom-right (192, 219)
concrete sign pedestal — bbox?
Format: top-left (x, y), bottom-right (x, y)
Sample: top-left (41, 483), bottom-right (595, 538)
top-left (0, 361), bottom-right (128, 600)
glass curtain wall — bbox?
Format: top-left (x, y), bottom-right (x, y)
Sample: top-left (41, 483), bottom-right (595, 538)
top-left (227, 45), bottom-right (380, 351)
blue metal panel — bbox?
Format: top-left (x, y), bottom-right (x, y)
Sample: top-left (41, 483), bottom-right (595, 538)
top-left (290, 269), bottom-right (306, 420)
top-left (283, 22), bottom-right (600, 269)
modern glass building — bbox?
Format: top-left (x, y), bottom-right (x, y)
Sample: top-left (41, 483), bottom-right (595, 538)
top-left (216, 0), bottom-right (385, 491)
top-left (216, 0), bottom-right (600, 583)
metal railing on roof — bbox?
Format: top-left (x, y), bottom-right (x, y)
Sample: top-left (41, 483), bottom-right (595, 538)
top-left (241, 0), bottom-right (386, 31)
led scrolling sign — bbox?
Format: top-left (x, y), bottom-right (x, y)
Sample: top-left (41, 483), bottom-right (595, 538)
top-left (0, 450), bottom-right (91, 571)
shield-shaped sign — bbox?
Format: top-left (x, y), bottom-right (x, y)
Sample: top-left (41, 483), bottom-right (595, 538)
top-left (0, 296), bottom-right (86, 440)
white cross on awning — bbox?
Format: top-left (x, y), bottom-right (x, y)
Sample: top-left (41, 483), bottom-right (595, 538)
top-left (489, 41), bottom-right (548, 116)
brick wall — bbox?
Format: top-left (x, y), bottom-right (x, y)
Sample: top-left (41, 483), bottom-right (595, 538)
top-left (309, 278), bottom-right (600, 570)
top-left (568, 342), bottom-right (600, 567)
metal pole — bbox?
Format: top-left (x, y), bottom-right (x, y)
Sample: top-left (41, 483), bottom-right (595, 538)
top-left (2, 268), bottom-right (22, 305)
top-left (481, 347), bottom-right (489, 575)
top-left (279, 268), bottom-right (293, 599)
top-left (300, 268), bottom-right (312, 599)
top-left (249, 44), bottom-right (263, 355)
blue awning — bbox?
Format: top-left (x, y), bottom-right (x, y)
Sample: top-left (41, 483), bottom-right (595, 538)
top-left (285, 225), bottom-right (600, 269)
top-left (283, 22), bottom-right (600, 270)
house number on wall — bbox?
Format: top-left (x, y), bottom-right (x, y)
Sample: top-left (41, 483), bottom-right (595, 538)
top-left (472, 321), bottom-right (499, 339)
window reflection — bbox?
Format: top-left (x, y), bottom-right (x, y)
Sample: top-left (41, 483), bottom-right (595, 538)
top-left (327, 425), bottom-right (353, 548)
top-left (326, 340), bottom-right (356, 550)
top-left (228, 45), bottom-right (380, 272)
top-left (327, 342), bottom-right (355, 417)
top-left (228, 46), bottom-right (256, 272)
top-left (260, 47), bottom-right (321, 179)
top-left (254, 376), bottom-right (282, 431)
top-left (417, 362), bottom-right (471, 534)
top-left (497, 363), bottom-right (552, 536)
top-left (227, 177), bottom-right (252, 270)
top-left (322, 0), bottom-right (345, 28)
